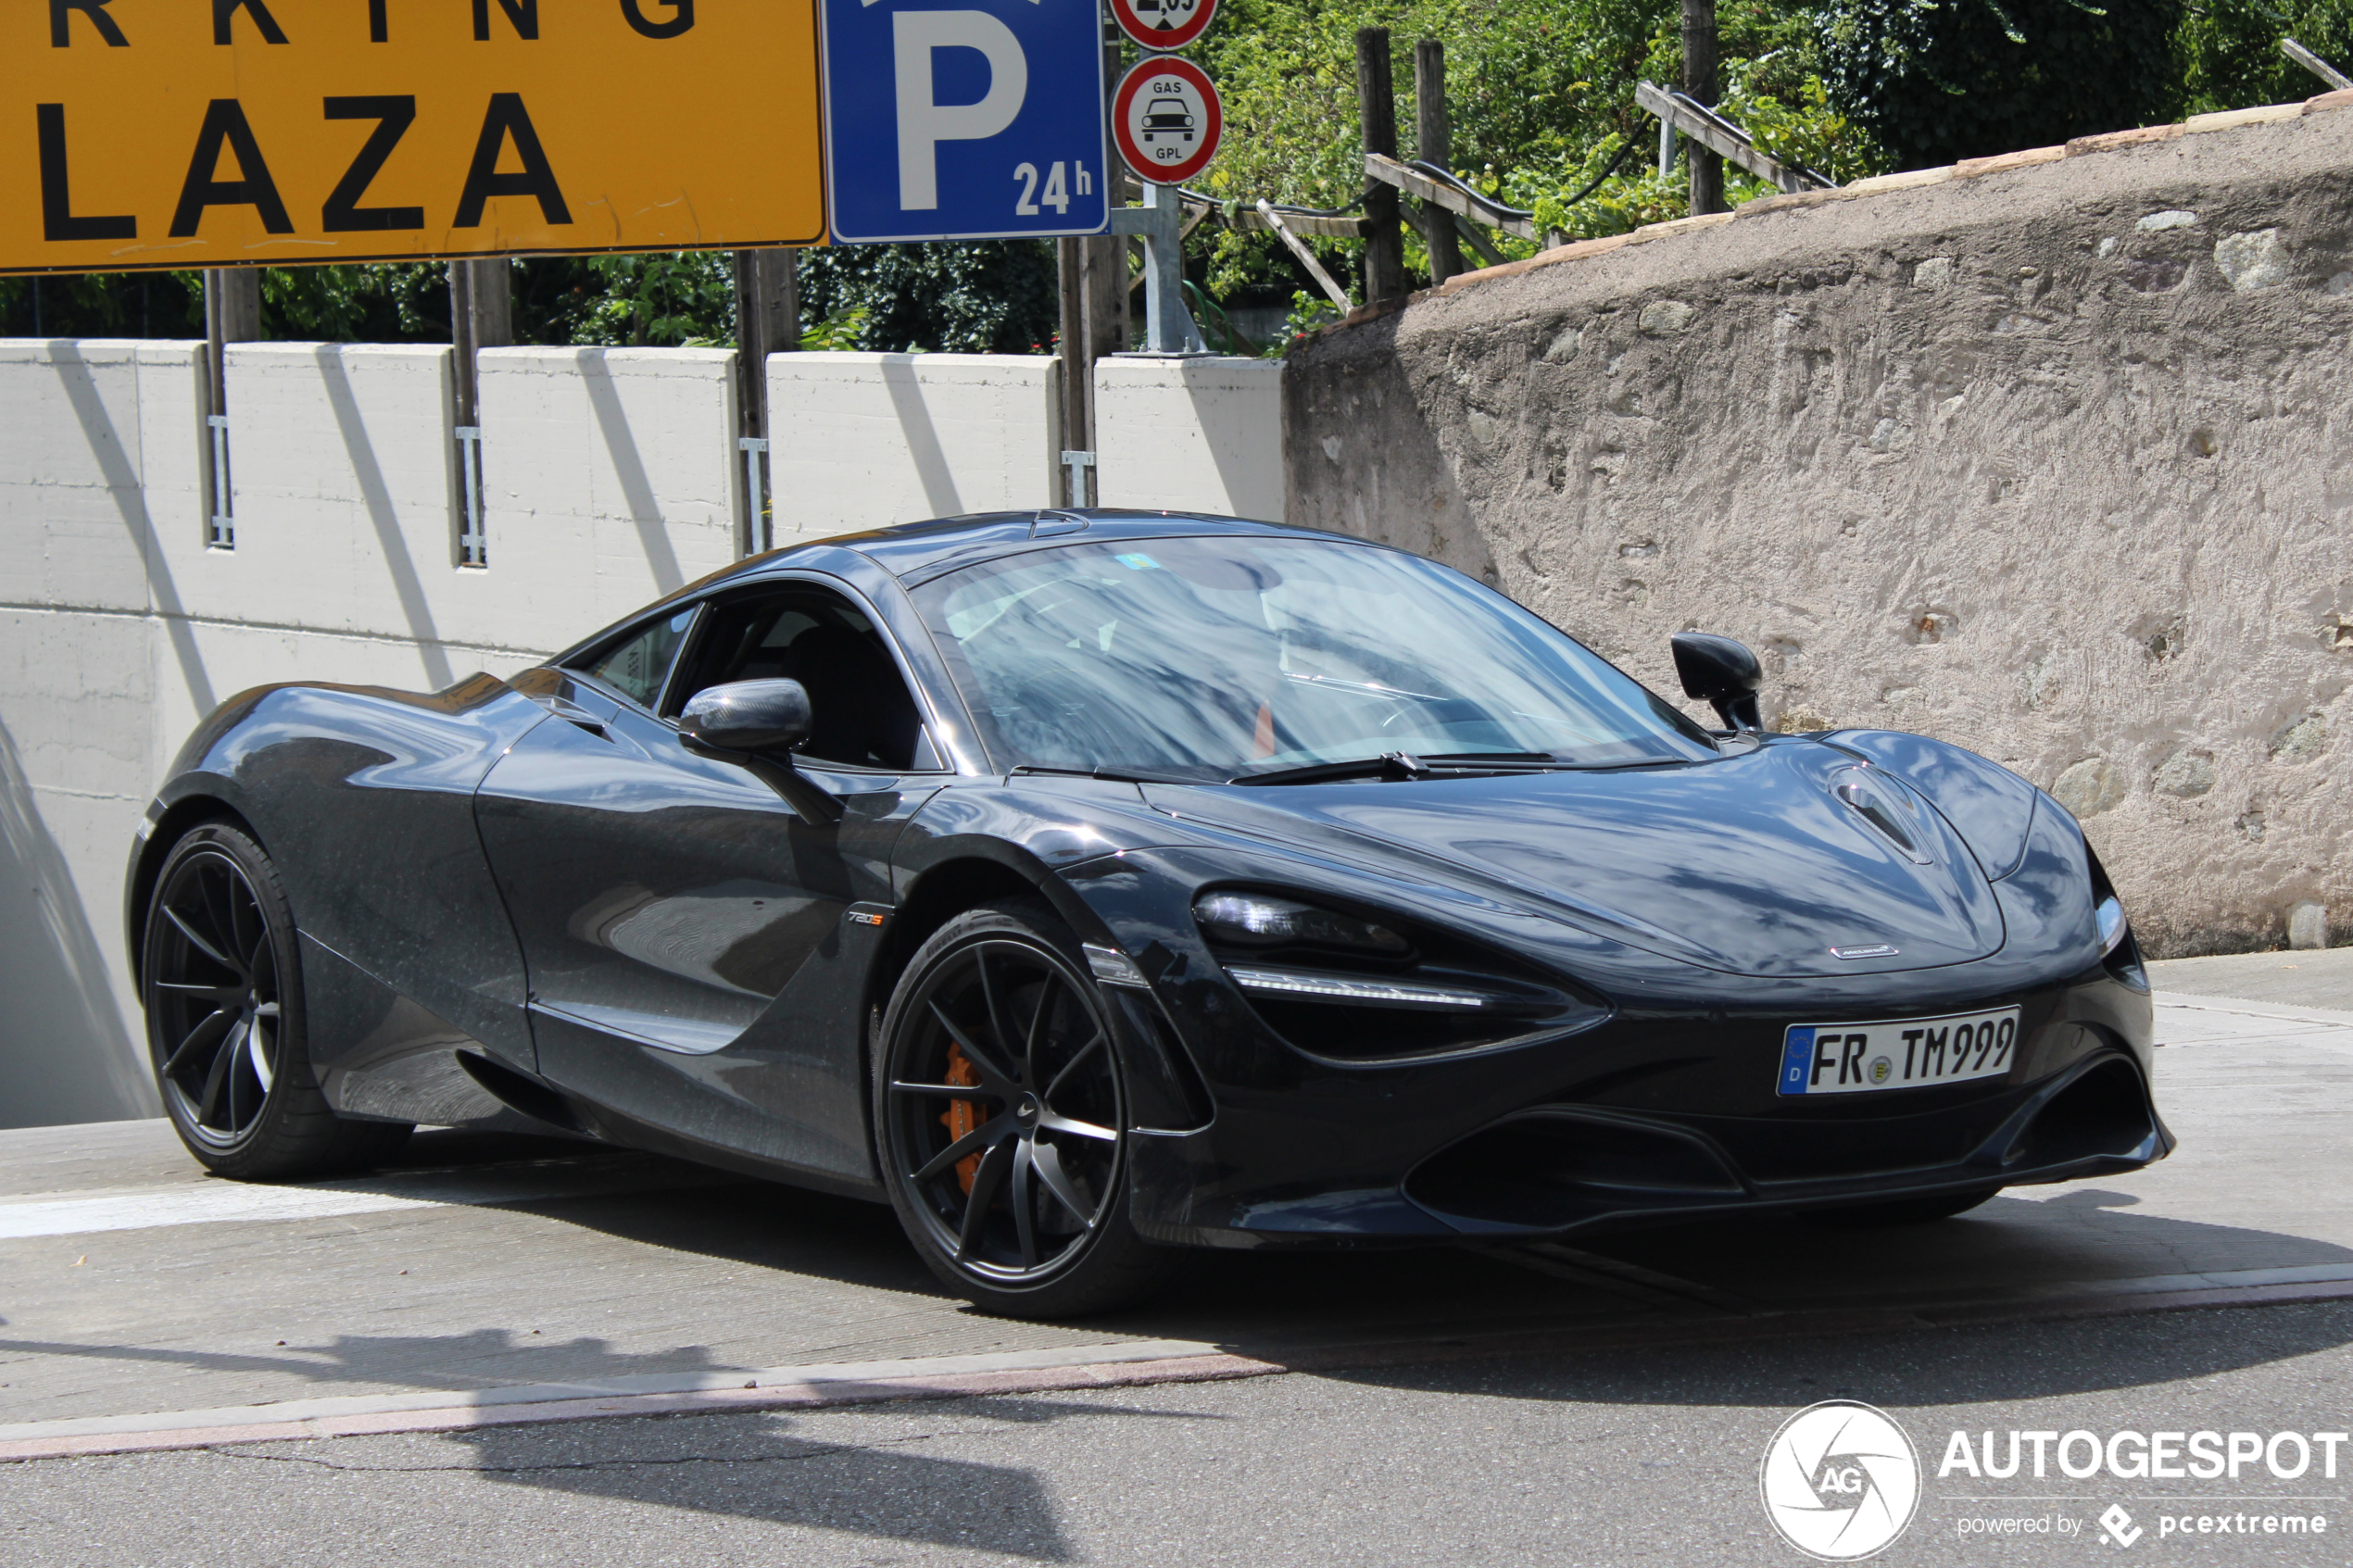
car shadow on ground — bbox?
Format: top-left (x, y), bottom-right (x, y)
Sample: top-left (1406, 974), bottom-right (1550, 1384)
top-left (422, 1391), bottom-right (1223, 1559)
top-left (388, 1130), bottom-right (2353, 1405)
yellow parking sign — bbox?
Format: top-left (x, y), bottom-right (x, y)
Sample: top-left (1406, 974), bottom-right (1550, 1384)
top-left (7, 0), bottom-right (824, 274)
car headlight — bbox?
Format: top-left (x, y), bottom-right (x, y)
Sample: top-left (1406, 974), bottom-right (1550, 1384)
top-left (1193, 891), bottom-right (1411, 957)
top-left (2095, 895), bottom-right (2127, 954)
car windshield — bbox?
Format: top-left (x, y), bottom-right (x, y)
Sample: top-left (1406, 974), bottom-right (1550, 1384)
top-left (908, 534), bottom-right (1719, 780)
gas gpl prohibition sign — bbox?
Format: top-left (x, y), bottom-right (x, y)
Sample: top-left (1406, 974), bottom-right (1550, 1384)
top-left (1112, 57), bottom-right (1223, 187)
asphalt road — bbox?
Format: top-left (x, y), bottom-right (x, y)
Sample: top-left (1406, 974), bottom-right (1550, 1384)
top-left (5, 1302), bottom-right (2349, 1566)
top-left (3, 950), bottom-right (2348, 1565)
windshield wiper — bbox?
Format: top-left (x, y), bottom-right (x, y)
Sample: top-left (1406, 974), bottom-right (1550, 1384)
top-left (1230, 751), bottom-right (1586, 786)
top-left (1009, 763), bottom-right (1209, 786)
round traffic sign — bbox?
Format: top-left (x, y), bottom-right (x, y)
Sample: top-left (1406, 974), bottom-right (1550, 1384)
top-left (1112, 57), bottom-right (1224, 186)
top-left (1109, 0), bottom-right (1217, 52)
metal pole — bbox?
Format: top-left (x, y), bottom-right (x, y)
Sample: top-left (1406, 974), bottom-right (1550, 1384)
top-left (1139, 183), bottom-right (1199, 354)
top-left (733, 249), bottom-right (796, 554)
top-left (1414, 41), bottom-right (1462, 285)
top-left (1681, 0), bottom-right (1723, 215)
top-left (448, 258), bottom-right (509, 566)
top-left (1355, 29), bottom-right (1406, 306)
top-left (1056, 236), bottom-right (1089, 504)
top-left (202, 269), bottom-right (259, 549)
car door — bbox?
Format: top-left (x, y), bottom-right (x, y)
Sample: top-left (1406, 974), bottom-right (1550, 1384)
top-left (473, 578), bottom-right (950, 1177)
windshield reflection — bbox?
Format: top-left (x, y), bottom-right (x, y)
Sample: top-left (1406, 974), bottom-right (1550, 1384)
top-left (910, 535), bottom-right (1718, 780)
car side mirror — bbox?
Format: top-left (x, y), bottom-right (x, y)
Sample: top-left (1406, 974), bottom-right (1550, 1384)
top-left (1670, 633), bottom-right (1764, 733)
top-left (678, 678), bottom-right (812, 755)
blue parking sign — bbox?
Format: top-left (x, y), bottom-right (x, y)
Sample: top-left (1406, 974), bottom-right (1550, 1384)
top-left (821, 0), bottom-right (1111, 243)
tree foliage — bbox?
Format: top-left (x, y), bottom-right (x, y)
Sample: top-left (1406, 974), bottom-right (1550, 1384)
top-left (1816, 0), bottom-right (2185, 169)
top-left (794, 242), bottom-right (1062, 353)
top-left (2175, 0), bottom-right (2353, 111)
top-left (6, 0), bottom-right (2346, 347)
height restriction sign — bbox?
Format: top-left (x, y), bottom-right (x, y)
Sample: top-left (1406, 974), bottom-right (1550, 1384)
top-left (1109, 0), bottom-right (1218, 52)
top-left (1112, 57), bottom-right (1222, 186)
top-left (4, 0), bottom-right (824, 275)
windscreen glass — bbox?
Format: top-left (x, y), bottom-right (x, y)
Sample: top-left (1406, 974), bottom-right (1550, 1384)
top-left (909, 535), bottom-right (1718, 779)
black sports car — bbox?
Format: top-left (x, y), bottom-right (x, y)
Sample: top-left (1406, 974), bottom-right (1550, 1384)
top-left (126, 512), bottom-right (2169, 1315)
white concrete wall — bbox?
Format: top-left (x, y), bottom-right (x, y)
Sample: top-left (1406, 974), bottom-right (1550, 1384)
top-left (767, 353), bottom-right (1061, 540)
top-left (1094, 356), bottom-right (1286, 521)
top-left (478, 347), bottom-right (743, 635)
top-left (0, 337), bottom-right (1290, 1127)
top-left (0, 341), bottom-right (202, 1126)
top-left (0, 340), bottom-right (760, 1128)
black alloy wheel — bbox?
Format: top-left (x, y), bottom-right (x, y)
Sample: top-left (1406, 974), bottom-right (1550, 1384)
top-left (142, 822), bottom-right (410, 1179)
top-left (875, 899), bottom-right (1172, 1316)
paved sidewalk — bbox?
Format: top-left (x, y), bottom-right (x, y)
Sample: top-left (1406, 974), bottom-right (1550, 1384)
top-left (2147, 944), bottom-right (2353, 1011)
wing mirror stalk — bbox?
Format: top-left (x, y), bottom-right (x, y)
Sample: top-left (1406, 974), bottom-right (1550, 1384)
top-left (679, 679), bottom-right (841, 825)
top-left (1670, 633), bottom-right (1765, 733)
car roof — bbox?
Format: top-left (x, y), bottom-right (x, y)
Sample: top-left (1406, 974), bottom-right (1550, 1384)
top-left (547, 510), bottom-right (1385, 669)
top-left (724, 509), bottom-right (1358, 586)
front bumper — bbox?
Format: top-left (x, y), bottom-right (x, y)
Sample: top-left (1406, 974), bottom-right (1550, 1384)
top-left (1062, 848), bottom-right (2167, 1250)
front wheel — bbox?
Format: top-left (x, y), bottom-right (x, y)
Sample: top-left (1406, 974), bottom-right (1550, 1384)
top-left (142, 822), bottom-right (412, 1179)
top-left (874, 898), bottom-right (1174, 1317)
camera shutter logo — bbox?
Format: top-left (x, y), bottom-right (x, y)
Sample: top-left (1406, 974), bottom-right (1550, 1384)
top-left (1760, 1400), bottom-right (1921, 1560)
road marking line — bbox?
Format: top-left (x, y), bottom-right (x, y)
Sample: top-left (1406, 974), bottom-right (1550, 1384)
top-left (0, 1160), bottom-right (733, 1241)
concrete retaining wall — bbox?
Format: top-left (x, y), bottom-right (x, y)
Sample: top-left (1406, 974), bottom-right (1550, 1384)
top-left (0, 341), bottom-right (1287, 1126)
top-left (1095, 357), bottom-right (1285, 521)
top-left (1285, 101), bottom-right (2353, 958)
top-left (768, 353), bottom-right (1061, 539)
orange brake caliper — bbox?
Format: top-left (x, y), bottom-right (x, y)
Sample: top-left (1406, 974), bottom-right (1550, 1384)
top-left (940, 1046), bottom-right (984, 1194)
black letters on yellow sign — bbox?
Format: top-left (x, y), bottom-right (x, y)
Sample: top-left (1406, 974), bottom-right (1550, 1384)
top-left (50, 0), bottom-right (128, 47)
top-left (37, 105), bottom-right (135, 240)
top-left (138, 95), bottom-right (570, 239)
top-left (475, 0), bottom-right (536, 41)
top-left (321, 97), bottom-right (422, 231)
top-left (620, 0), bottom-right (695, 39)
top-left (213, 0), bottom-right (289, 45)
top-left (171, 100), bottom-right (293, 235)
top-left (454, 94), bottom-right (571, 225)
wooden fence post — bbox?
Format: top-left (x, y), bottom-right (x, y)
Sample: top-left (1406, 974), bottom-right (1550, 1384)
top-left (1414, 40), bottom-right (1463, 285)
top-left (1355, 29), bottom-right (1407, 306)
top-left (1681, 0), bottom-right (1724, 214)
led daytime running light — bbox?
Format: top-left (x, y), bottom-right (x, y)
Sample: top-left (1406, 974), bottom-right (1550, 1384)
top-left (1226, 965), bottom-right (1489, 1010)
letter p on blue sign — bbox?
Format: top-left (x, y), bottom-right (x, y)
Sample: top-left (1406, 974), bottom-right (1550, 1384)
top-left (823, 0), bottom-right (1108, 242)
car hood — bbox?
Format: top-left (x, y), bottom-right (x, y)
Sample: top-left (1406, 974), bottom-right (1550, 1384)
top-left (1140, 740), bottom-right (2007, 978)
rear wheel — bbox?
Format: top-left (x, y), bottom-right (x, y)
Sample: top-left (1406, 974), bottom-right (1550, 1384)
top-left (874, 898), bottom-right (1174, 1317)
top-left (142, 822), bottom-right (411, 1179)
top-left (1807, 1185), bottom-right (2002, 1227)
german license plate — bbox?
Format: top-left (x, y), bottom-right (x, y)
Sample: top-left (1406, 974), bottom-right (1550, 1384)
top-left (1777, 1008), bottom-right (2021, 1096)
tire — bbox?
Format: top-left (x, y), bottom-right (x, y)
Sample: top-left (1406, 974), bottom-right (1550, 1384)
top-left (1806, 1185), bottom-right (2002, 1227)
top-left (142, 822), bottom-right (413, 1180)
top-left (873, 897), bottom-right (1176, 1317)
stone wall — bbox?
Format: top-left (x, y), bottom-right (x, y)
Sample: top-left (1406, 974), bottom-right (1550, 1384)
top-left (1286, 101), bottom-right (2353, 957)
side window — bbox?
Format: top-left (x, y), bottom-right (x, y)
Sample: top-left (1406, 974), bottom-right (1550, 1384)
top-left (580, 608), bottom-right (695, 709)
top-left (669, 586), bottom-right (930, 771)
